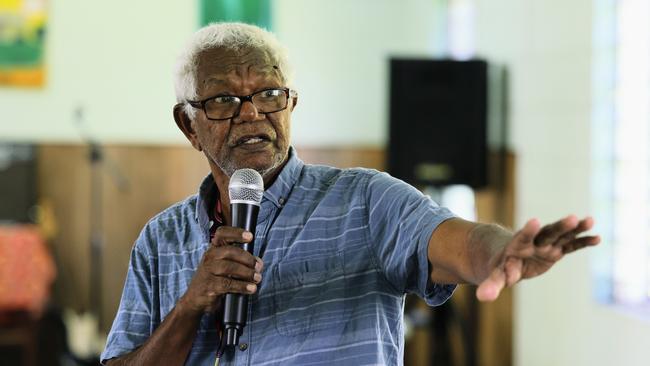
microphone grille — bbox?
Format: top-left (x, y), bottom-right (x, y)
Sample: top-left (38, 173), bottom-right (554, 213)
top-left (228, 168), bottom-right (264, 205)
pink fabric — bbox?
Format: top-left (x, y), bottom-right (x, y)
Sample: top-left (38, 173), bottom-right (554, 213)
top-left (0, 226), bottom-right (56, 315)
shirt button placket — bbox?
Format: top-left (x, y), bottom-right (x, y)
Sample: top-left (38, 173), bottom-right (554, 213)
top-left (236, 337), bottom-right (250, 366)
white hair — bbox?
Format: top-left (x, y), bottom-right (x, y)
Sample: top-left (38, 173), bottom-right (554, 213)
top-left (173, 22), bottom-right (293, 119)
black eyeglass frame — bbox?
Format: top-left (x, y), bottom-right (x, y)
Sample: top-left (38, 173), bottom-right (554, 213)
top-left (187, 87), bottom-right (296, 121)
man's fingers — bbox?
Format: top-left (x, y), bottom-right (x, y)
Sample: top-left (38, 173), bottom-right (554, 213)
top-left (216, 277), bottom-right (258, 294)
top-left (533, 215), bottom-right (579, 246)
top-left (504, 257), bottom-right (522, 287)
top-left (507, 219), bottom-right (541, 255)
top-left (255, 257), bottom-right (264, 273)
top-left (562, 235), bottom-right (601, 254)
top-left (476, 266), bottom-right (506, 302)
top-left (518, 218), bottom-right (541, 242)
top-left (555, 217), bottom-right (595, 247)
top-left (210, 260), bottom-right (262, 283)
top-left (209, 245), bottom-right (261, 269)
top-left (212, 226), bottom-right (253, 247)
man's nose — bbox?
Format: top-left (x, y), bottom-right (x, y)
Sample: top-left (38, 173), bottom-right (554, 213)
top-left (233, 101), bottom-right (261, 124)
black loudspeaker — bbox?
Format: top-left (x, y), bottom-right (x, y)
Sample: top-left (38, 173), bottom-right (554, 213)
top-left (0, 143), bottom-right (37, 223)
top-left (388, 59), bottom-right (488, 188)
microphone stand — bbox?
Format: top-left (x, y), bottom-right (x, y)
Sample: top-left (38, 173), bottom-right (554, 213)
top-left (89, 141), bottom-right (103, 330)
top-left (74, 107), bottom-right (130, 333)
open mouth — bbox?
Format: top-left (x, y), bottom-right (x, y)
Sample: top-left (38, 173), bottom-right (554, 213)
top-left (233, 134), bottom-right (272, 146)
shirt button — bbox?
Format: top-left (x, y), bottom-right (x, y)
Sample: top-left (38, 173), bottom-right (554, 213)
top-left (239, 343), bottom-right (248, 351)
top-left (278, 197), bottom-right (285, 205)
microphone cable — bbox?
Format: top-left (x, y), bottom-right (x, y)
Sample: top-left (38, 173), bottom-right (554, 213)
top-left (214, 310), bottom-right (226, 366)
top-left (214, 336), bottom-right (225, 366)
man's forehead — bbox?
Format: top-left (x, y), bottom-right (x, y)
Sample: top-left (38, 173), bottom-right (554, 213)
top-left (197, 47), bottom-right (281, 82)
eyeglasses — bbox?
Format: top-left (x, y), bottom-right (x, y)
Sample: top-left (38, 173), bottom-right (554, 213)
top-left (187, 87), bottom-right (296, 121)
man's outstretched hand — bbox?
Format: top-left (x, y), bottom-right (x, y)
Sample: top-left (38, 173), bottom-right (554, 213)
top-left (476, 215), bottom-right (601, 302)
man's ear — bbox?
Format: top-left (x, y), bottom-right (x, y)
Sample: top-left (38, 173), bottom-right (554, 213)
top-left (173, 103), bottom-right (202, 152)
top-left (290, 95), bottom-right (298, 111)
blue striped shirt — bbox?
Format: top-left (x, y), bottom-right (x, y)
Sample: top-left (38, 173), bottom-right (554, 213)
top-left (101, 148), bottom-right (456, 365)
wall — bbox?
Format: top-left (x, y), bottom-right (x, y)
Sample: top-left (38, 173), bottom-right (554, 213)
top-left (0, 1), bottom-right (196, 143)
top-left (474, 1), bottom-right (650, 365)
top-left (0, 0), bottom-right (444, 146)
top-left (274, 0), bottom-right (445, 145)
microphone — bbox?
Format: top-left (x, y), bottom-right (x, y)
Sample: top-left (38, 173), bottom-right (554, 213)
top-left (222, 168), bottom-right (264, 347)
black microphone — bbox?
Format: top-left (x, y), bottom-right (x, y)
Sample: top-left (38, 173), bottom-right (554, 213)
top-left (222, 168), bottom-right (264, 347)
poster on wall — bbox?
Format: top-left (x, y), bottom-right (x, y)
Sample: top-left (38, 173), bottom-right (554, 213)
top-left (0, 0), bottom-right (47, 87)
top-left (200, 0), bottom-right (271, 29)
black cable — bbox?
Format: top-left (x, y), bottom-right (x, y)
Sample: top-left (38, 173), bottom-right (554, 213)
top-left (214, 334), bottom-right (226, 366)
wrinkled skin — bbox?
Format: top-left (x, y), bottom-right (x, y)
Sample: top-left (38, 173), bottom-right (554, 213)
top-left (175, 47), bottom-right (296, 185)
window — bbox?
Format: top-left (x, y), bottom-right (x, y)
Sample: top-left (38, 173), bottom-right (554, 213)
top-left (592, 0), bottom-right (650, 308)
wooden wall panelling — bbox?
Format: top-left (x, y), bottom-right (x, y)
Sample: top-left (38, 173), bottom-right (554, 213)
top-left (38, 144), bottom-right (208, 329)
top-left (99, 145), bottom-right (208, 329)
top-left (38, 145), bottom-right (93, 315)
top-left (295, 146), bottom-right (387, 170)
top-left (475, 151), bottom-right (515, 366)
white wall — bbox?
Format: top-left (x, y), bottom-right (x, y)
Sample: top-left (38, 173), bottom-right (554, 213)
top-left (0, 0), bottom-right (443, 146)
top-left (274, 0), bottom-right (445, 146)
top-left (475, 1), bottom-right (650, 365)
top-left (0, 0), bottom-right (196, 143)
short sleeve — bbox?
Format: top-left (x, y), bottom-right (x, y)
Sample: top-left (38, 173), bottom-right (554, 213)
top-left (100, 230), bottom-right (156, 364)
top-left (366, 172), bottom-right (457, 306)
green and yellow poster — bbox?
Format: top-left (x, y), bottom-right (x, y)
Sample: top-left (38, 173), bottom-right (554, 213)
top-left (0, 0), bottom-right (46, 87)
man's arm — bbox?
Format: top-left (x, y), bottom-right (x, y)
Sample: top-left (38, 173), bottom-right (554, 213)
top-left (427, 215), bottom-right (600, 301)
top-left (104, 227), bottom-right (262, 365)
top-left (105, 300), bottom-right (202, 365)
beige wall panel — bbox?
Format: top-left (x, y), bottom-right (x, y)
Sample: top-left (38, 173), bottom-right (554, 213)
top-left (38, 145), bottom-right (92, 314)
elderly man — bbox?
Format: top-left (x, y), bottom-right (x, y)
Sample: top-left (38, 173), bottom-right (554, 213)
top-left (101, 23), bottom-right (599, 365)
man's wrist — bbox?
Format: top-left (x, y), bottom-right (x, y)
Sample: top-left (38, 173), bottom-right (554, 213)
top-left (176, 295), bottom-right (204, 319)
top-left (468, 223), bottom-right (512, 283)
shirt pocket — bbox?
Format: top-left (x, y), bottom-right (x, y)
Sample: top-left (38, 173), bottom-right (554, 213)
top-left (272, 251), bottom-right (351, 335)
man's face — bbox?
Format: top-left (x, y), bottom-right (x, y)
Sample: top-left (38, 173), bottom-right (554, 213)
top-left (190, 47), bottom-right (294, 178)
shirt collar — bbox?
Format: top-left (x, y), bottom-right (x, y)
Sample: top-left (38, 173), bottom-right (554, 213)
top-left (195, 146), bottom-right (304, 225)
top-left (195, 173), bottom-right (217, 229)
top-left (263, 146), bottom-right (303, 208)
